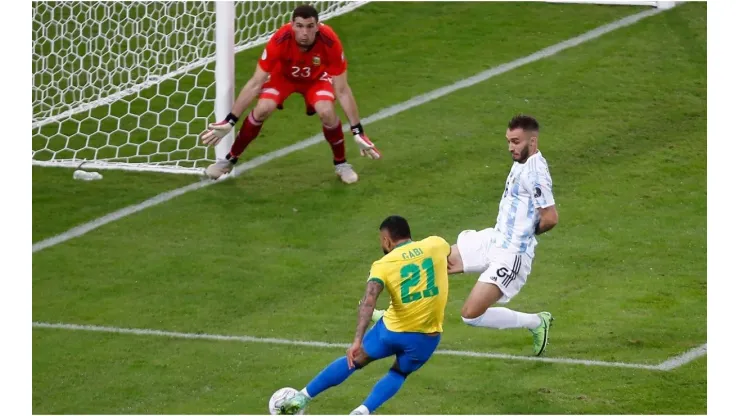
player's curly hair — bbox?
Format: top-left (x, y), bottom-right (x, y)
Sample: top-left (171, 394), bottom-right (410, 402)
top-left (292, 4), bottom-right (319, 21)
top-left (379, 216), bottom-right (412, 241)
top-left (508, 114), bottom-right (539, 132)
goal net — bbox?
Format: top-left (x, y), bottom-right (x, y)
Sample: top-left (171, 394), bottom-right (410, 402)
top-left (32, 1), bottom-right (367, 175)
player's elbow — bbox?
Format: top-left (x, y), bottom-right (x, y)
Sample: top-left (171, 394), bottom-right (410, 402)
top-left (542, 206), bottom-right (558, 226)
top-left (536, 206), bottom-right (558, 235)
top-left (541, 216), bottom-right (558, 232)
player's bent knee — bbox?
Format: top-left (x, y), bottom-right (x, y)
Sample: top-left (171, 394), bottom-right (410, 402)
top-left (253, 99), bottom-right (278, 121)
top-left (352, 349), bottom-right (375, 369)
top-left (460, 305), bottom-right (484, 321)
top-left (313, 101), bottom-right (337, 124)
top-left (391, 361), bottom-right (412, 378)
top-left (461, 315), bottom-right (482, 326)
top-left (318, 111), bottom-right (337, 125)
top-left (390, 367), bottom-right (410, 378)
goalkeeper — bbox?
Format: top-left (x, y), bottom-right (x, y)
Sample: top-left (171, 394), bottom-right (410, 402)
top-left (200, 4), bottom-right (381, 183)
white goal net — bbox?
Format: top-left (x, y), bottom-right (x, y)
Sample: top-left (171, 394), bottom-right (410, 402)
top-left (32, 1), bottom-right (367, 175)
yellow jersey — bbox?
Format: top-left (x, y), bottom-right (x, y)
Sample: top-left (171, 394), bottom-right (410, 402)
top-left (367, 236), bottom-right (450, 333)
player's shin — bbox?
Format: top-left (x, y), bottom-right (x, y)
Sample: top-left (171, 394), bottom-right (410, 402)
top-left (462, 307), bottom-right (541, 330)
top-left (228, 110), bottom-right (264, 161)
top-left (361, 368), bottom-right (407, 413)
top-left (304, 356), bottom-right (357, 398)
top-left (322, 120), bottom-right (346, 164)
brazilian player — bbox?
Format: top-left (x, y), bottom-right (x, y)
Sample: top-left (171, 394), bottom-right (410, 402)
top-left (279, 215), bottom-right (451, 415)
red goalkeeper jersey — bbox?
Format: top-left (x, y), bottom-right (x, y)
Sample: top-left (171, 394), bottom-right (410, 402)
top-left (258, 23), bottom-right (347, 83)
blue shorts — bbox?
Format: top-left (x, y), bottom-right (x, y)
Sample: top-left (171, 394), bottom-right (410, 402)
top-left (362, 318), bottom-right (441, 374)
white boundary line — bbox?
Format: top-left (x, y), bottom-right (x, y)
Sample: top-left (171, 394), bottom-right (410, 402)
top-left (32, 321), bottom-right (706, 371)
top-left (32, 7), bottom-right (669, 254)
top-left (655, 343), bottom-right (708, 371)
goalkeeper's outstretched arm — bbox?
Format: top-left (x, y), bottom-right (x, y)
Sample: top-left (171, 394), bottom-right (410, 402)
top-left (333, 72), bottom-right (382, 160)
top-left (232, 64), bottom-right (270, 119)
top-left (332, 71), bottom-right (361, 126)
top-left (200, 64), bottom-right (269, 146)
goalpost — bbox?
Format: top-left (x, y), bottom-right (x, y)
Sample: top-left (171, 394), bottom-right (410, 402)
top-left (546, 1), bottom-right (676, 8)
top-left (32, 1), bottom-right (368, 175)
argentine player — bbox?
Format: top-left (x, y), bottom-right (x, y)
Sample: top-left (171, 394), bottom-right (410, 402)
top-left (279, 216), bottom-right (451, 415)
top-left (200, 4), bottom-right (380, 183)
top-left (372, 115), bottom-right (558, 356)
top-left (449, 114), bottom-right (559, 355)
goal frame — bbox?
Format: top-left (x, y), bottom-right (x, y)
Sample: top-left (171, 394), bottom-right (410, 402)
top-left (31, 1), bottom-right (369, 176)
top-left (546, 1), bottom-right (676, 9)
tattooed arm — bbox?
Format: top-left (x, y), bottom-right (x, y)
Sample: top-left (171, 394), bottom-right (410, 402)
top-left (346, 279), bottom-right (384, 369)
top-left (354, 280), bottom-right (384, 343)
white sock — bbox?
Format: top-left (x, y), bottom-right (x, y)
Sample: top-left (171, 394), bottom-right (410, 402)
top-left (350, 405), bottom-right (370, 415)
top-left (300, 388), bottom-right (312, 399)
top-left (462, 307), bottom-right (541, 330)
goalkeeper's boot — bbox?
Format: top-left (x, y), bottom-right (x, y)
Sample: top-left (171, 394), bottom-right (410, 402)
top-left (279, 392), bottom-right (310, 415)
top-left (530, 312), bottom-right (553, 356)
top-left (335, 162), bottom-right (358, 184)
top-left (205, 158), bottom-right (236, 180)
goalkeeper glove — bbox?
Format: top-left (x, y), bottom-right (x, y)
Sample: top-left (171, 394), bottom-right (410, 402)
top-left (351, 123), bottom-right (381, 160)
top-left (200, 113), bottom-right (239, 146)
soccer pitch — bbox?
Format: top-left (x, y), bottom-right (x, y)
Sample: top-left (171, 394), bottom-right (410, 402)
top-left (32, 2), bottom-right (706, 414)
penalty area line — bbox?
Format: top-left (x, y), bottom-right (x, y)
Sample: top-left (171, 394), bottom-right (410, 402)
top-left (31, 7), bottom-right (671, 253)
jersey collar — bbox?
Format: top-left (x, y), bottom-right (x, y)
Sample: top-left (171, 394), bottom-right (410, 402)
top-left (393, 240), bottom-right (413, 250)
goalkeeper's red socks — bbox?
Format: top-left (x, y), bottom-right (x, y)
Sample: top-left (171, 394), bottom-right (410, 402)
top-left (323, 120), bottom-right (346, 165)
top-left (227, 113), bottom-right (345, 165)
top-left (228, 110), bottom-right (263, 162)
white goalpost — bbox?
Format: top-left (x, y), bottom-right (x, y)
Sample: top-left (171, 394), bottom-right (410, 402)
top-left (32, 1), bottom-right (368, 175)
top-left (546, 1), bottom-right (676, 8)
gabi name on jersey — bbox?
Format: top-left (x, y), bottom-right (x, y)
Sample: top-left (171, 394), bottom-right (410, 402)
top-left (401, 247), bottom-right (425, 260)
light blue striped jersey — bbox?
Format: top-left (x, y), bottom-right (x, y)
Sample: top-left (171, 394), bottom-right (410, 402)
top-left (492, 151), bottom-right (555, 257)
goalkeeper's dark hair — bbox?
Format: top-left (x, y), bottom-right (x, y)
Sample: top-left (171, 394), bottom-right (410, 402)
top-left (379, 215), bottom-right (412, 241)
top-left (508, 114), bottom-right (540, 132)
top-left (292, 4), bottom-right (319, 21)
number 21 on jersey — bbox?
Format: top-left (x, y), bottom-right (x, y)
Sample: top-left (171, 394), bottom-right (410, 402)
top-left (400, 257), bottom-right (439, 304)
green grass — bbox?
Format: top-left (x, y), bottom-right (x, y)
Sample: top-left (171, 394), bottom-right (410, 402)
top-left (33, 329), bottom-right (706, 414)
top-left (32, 167), bottom-right (195, 241)
top-left (32, 2), bottom-right (706, 414)
top-left (32, 1), bottom-right (640, 241)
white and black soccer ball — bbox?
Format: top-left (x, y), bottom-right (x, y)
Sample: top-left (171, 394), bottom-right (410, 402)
top-left (269, 387), bottom-right (306, 415)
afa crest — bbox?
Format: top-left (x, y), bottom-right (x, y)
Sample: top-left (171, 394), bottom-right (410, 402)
top-left (312, 56), bottom-right (321, 66)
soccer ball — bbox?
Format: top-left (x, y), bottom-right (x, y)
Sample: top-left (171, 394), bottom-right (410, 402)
top-left (269, 387), bottom-right (306, 415)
